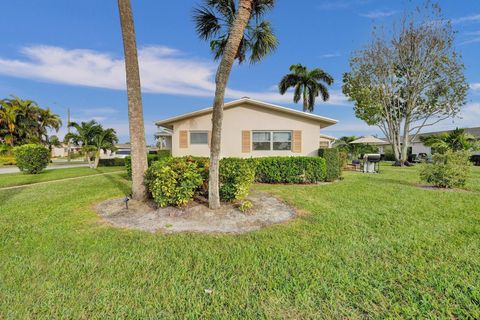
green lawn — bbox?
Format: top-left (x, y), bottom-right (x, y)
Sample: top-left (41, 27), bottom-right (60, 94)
top-left (0, 166), bottom-right (124, 189)
top-left (1, 165), bottom-right (479, 318)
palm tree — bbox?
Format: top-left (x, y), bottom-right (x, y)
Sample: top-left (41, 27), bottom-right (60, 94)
top-left (37, 108), bottom-right (62, 143)
top-left (0, 101), bottom-right (20, 146)
top-left (65, 121), bottom-right (118, 168)
top-left (65, 120), bottom-right (104, 167)
top-left (91, 128), bottom-right (118, 168)
top-left (278, 64), bottom-right (334, 112)
top-left (193, 0), bottom-right (277, 209)
top-left (117, 0), bottom-right (149, 200)
top-left (420, 128), bottom-right (479, 154)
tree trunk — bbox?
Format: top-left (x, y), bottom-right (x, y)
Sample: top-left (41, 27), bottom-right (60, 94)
top-left (93, 150), bottom-right (100, 168)
top-left (118, 0), bottom-right (148, 200)
top-left (208, 0), bottom-right (253, 209)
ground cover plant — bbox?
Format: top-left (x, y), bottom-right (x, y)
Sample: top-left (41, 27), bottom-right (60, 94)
top-left (1, 165), bottom-right (479, 318)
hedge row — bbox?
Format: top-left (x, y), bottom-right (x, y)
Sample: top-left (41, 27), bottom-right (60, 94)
top-left (98, 158), bottom-right (126, 167)
top-left (319, 148), bottom-right (342, 181)
top-left (254, 157), bottom-right (326, 183)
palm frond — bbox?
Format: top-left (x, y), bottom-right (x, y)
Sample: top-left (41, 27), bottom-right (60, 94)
top-left (247, 21), bottom-right (278, 64)
top-left (293, 84), bottom-right (303, 104)
top-left (193, 5), bottom-right (222, 40)
top-left (309, 68), bottom-right (334, 85)
top-left (278, 74), bottom-right (301, 94)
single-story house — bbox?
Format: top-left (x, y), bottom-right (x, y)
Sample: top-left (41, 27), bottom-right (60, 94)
top-left (378, 127), bottom-right (480, 157)
top-left (154, 97), bottom-right (338, 158)
top-left (319, 134), bottom-right (336, 149)
top-left (51, 144), bottom-right (82, 158)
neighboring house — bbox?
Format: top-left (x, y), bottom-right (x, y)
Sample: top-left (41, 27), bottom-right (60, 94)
top-left (410, 127), bottom-right (480, 156)
top-left (319, 134), bottom-right (336, 149)
top-left (377, 127), bottom-right (480, 156)
top-left (51, 144), bottom-right (81, 158)
top-left (154, 98), bottom-right (338, 158)
top-left (103, 144), bottom-right (158, 159)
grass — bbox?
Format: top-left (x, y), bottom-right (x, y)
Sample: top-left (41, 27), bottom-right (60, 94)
top-left (0, 165), bottom-right (479, 318)
top-left (0, 166), bottom-right (124, 189)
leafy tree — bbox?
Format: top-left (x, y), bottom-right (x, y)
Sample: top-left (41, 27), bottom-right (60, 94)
top-left (193, 0), bottom-right (277, 209)
top-left (65, 120), bottom-right (118, 168)
top-left (118, 0), bottom-right (149, 200)
top-left (278, 64), bottom-right (333, 112)
top-left (342, 3), bottom-right (468, 166)
top-left (0, 97), bottom-right (61, 146)
top-left (420, 128), bottom-right (479, 154)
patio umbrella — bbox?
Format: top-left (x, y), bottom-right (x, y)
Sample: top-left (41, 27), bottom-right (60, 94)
top-left (349, 136), bottom-right (389, 146)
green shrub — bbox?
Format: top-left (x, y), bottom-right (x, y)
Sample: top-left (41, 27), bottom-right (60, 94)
top-left (98, 158), bottom-right (125, 167)
top-left (320, 149), bottom-right (341, 181)
top-left (219, 158), bottom-right (256, 201)
top-left (420, 150), bottom-right (472, 188)
top-left (338, 151), bottom-right (348, 170)
top-left (126, 153), bottom-right (171, 177)
top-left (255, 156), bottom-right (326, 183)
top-left (144, 157), bottom-right (204, 207)
top-left (13, 144), bottom-right (50, 174)
top-left (238, 200), bottom-right (253, 213)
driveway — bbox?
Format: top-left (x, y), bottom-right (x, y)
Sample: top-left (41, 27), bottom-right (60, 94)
top-left (0, 163), bottom-right (89, 174)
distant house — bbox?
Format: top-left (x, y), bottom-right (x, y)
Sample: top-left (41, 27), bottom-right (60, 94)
top-left (51, 144), bottom-right (81, 158)
top-left (104, 144), bottom-right (158, 159)
top-left (410, 127), bottom-right (480, 156)
top-left (319, 134), bottom-right (336, 149)
top-left (378, 127), bottom-right (480, 156)
top-left (154, 98), bottom-right (338, 158)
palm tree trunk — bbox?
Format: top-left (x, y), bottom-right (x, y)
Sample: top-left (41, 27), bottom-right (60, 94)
top-left (208, 0), bottom-right (253, 209)
top-left (94, 150), bottom-right (100, 168)
top-left (118, 0), bottom-right (148, 200)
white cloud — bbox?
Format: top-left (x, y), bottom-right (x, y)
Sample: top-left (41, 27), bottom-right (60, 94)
top-left (470, 83), bottom-right (480, 91)
top-left (360, 10), bottom-right (397, 19)
top-left (452, 14), bottom-right (480, 24)
top-left (0, 45), bottom-right (349, 106)
top-left (319, 53), bottom-right (341, 59)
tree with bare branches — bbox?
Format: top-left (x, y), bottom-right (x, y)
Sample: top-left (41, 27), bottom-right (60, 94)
top-left (343, 3), bottom-right (468, 165)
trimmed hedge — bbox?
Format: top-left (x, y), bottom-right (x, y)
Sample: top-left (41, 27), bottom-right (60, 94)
top-left (98, 158), bottom-right (126, 167)
top-left (219, 158), bottom-right (256, 201)
top-left (319, 149), bottom-right (341, 181)
top-left (13, 144), bottom-right (50, 174)
top-left (254, 156), bottom-right (326, 183)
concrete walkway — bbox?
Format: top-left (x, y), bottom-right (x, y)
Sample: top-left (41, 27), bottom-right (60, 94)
top-left (0, 163), bottom-right (89, 174)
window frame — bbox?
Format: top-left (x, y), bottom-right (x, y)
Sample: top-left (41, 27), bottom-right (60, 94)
top-left (189, 130), bottom-right (209, 145)
top-left (252, 130), bottom-right (292, 151)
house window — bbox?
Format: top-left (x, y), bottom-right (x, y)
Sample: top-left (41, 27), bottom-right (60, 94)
top-left (252, 131), bottom-right (292, 151)
top-left (190, 131), bottom-right (208, 145)
top-left (273, 131), bottom-right (292, 150)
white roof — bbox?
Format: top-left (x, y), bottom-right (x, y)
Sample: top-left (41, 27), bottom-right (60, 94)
top-left (155, 98), bottom-right (338, 128)
top-left (350, 136), bottom-right (390, 145)
top-left (319, 133), bottom-right (336, 141)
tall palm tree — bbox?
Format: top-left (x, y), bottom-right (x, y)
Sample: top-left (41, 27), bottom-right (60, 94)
top-left (278, 64), bottom-right (334, 112)
top-left (118, 0), bottom-right (148, 200)
top-left (194, 0), bottom-right (277, 209)
top-left (37, 108), bottom-right (62, 143)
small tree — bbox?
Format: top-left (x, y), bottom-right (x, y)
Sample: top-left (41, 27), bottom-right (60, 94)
top-left (342, 2), bottom-right (468, 165)
top-left (420, 150), bottom-right (471, 188)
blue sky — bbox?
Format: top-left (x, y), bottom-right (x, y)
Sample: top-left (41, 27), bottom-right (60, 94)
top-left (0, 0), bottom-right (479, 144)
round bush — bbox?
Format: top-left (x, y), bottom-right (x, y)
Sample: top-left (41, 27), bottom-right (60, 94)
top-left (420, 150), bottom-right (472, 188)
top-left (144, 157), bottom-right (204, 207)
top-left (13, 144), bottom-right (50, 174)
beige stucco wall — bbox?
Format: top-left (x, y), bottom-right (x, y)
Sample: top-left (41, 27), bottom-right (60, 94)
top-left (169, 102), bottom-right (325, 158)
